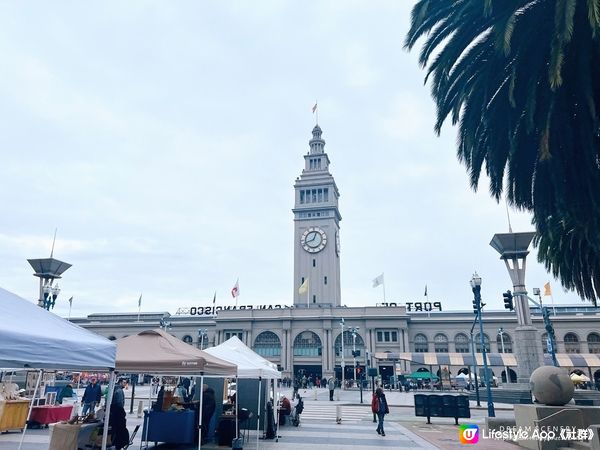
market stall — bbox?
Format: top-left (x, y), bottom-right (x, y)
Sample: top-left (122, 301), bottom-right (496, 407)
top-left (205, 336), bottom-right (281, 447)
top-left (0, 286), bottom-right (116, 450)
top-left (115, 329), bottom-right (237, 448)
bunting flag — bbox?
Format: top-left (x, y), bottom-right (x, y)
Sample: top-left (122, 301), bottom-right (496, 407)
top-left (231, 279), bottom-right (239, 298)
top-left (298, 278), bottom-right (309, 294)
top-left (372, 273), bottom-right (384, 288)
top-left (544, 282), bottom-right (552, 296)
top-left (312, 102), bottom-right (318, 113)
top-left (138, 294), bottom-right (142, 308)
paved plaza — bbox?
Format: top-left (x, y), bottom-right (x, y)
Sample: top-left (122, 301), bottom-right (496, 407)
top-left (0, 385), bottom-right (522, 449)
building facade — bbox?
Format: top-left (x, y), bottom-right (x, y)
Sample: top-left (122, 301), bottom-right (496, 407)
top-left (70, 125), bottom-right (600, 383)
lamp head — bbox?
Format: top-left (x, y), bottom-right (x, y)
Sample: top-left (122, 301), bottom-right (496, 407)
top-left (470, 272), bottom-right (482, 288)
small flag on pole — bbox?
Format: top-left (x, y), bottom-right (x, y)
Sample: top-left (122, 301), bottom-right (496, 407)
top-left (424, 285), bottom-right (428, 296)
top-left (372, 274), bottom-right (384, 288)
top-left (544, 282), bottom-right (552, 296)
top-left (138, 294), bottom-right (142, 308)
top-left (312, 102), bottom-right (318, 113)
top-left (231, 279), bottom-right (240, 298)
top-left (298, 279), bottom-right (309, 294)
top-left (68, 296), bottom-right (73, 306)
top-left (212, 292), bottom-right (216, 306)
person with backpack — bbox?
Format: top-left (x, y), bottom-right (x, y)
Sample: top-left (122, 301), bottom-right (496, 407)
top-left (371, 387), bottom-right (389, 436)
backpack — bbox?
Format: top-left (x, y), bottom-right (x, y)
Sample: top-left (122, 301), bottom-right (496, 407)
top-left (371, 394), bottom-right (379, 413)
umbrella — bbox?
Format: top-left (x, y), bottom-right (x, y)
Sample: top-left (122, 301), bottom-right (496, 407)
top-left (570, 373), bottom-right (590, 383)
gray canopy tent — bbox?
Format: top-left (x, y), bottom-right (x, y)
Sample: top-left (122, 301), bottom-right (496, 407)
top-left (0, 286), bottom-right (116, 450)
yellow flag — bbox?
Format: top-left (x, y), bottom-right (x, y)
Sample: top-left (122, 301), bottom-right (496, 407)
top-left (544, 282), bottom-right (552, 296)
top-left (298, 279), bottom-right (309, 294)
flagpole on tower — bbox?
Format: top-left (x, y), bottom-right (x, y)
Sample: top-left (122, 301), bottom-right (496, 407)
top-left (382, 273), bottom-right (386, 302)
top-left (68, 296), bottom-right (73, 320)
top-left (137, 294), bottom-right (142, 322)
top-left (312, 101), bottom-right (318, 125)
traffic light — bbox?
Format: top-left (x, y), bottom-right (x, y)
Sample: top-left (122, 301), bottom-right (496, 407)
top-left (503, 290), bottom-right (514, 311)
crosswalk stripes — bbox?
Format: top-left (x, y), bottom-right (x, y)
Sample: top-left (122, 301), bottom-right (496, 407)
top-left (300, 402), bottom-right (372, 422)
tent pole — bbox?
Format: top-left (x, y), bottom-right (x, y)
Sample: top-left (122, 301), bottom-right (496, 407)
top-left (235, 375), bottom-right (239, 441)
top-left (274, 379), bottom-right (280, 443)
top-left (256, 376), bottom-right (262, 450)
top-left (198, 373), bottom-right (204, 449)
top-left (101, 370), bottom-right (116, 450)
top-left (17, 369), bottom-right (42, 450)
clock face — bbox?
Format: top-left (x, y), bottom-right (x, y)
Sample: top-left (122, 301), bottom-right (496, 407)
top-left (301, 227), bottom-right (327, 253)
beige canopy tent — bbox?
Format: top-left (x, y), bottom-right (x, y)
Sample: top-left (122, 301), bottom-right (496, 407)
top-left (116, 329), bottom-right (236, 375)
top-left (113, 329), bottom-right (237, 449)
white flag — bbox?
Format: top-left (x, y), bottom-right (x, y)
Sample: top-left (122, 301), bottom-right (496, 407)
top-left (298, 278), bottom-right (309, 294)
top-left (372, 274), bottom-right (384, 288)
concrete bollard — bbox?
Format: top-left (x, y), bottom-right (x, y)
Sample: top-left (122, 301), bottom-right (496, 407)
top-left (314, 389), bottom-right (318, 401)
top-left (336, 405), bottom-right (342, 424)
top-left (137, 400), bottom-right (144, 418)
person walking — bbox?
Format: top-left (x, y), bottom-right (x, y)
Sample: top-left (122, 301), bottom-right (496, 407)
top-left (328, 377), bottom-right (335, 401)
top-left (81, 377), bottom-right (102, 415)
top-left (372, 387), bottom-right (389, 436)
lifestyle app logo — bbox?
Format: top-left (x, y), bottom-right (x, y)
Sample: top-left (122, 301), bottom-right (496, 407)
top-left (459, 424), bottom-right (479, 444)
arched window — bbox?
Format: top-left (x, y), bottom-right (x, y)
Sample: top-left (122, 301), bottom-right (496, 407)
top-left (254, 331), bottom-right (282, 357)
top-left (587, 333), bottom-right (600, 354)
top-left (564, 333), bottom-right (580, 353)
top-left (475, 333), bottom-right (490, 353)
top-left (293, 331), bottom-right (322, 357)
top-left (414, 334), bottom-right (428, 353)
top-left (182, 335), bottom-right (193, 344)
top-left (541, 332), bottom-right (549, 353)
top-left (497, 332), bottom-right (512, 353)
top-left (334, 331), bottom-right (365, 359)
top-left (434, 334), bottom-right (448, 353)
top-left (454, 333), bottom-right (470, 353)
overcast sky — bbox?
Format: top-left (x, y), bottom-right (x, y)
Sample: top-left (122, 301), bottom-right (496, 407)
top-left (0, 1), bottom-right (586, 318)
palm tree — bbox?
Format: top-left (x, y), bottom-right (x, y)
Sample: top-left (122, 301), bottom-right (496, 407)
top-left (405, 0), bottom-right (600, 305)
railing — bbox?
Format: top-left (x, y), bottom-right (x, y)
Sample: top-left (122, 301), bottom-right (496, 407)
top-left (533, 408), bottom-right (582, 449)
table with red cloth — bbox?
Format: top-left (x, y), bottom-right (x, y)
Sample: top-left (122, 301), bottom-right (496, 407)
top-left (29, 405), bottom-right (73, 425)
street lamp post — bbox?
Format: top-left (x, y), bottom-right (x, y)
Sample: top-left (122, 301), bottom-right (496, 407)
top-left (490, 232), bottom-right (543, 383)
top-left (159, 317), bottom-right (171, 331)
top-left (498, 328), bottom-right (510, 383)
top-left (469, 318), bottom-right (481, 407)
top-left (471, 272), bottom-right (495, 417)
top-left (340, 318), bottom-right (345, 390)
top-left (350, 327), bottom-right (359, 382)
top-left (198, 329), bottom-right (208, 350)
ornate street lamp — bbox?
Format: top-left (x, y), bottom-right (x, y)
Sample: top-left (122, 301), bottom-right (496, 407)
top-left (490, 232), bottom-right (543, 382)
top-left (28, 257), bottom-right (71, 310)
top-left (470, 272), bottom-right (495, 417)
top-left (42, 283), bottom-right (61, 310)
top-left (198, 329), bottom-right (208, 350)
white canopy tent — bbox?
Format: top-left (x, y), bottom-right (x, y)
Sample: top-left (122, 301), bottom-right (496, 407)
top-left (0, 287), bottom-right (116, 450)
top-left (205, 336), bottom-right (281, 447)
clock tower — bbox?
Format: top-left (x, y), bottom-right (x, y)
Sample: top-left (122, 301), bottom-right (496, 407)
top-left (293, 125), bottom-right (341, 307)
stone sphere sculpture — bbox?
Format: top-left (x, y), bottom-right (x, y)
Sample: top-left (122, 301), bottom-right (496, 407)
top-left (530, 366), bottom-right (574, 406)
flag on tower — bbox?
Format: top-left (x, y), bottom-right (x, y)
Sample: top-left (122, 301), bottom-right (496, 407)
top-left (231, 279), bottom-right (239, 298)
top-left (138, 294), bottom-right (142, 308)
top-left (372, 274), bottom-right (384, 288)
top-left (544, 282), bottom-right (552, 296)
top-left (312, 102), bottom-right (318, 113)
top-left (298, 278), bottom-right (309, 294)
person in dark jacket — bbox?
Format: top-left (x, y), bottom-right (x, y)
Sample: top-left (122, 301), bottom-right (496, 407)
top-left (57, 384), bottom-right (74, 404)
top-left (82, 377), bottom-right (102, 415)
top-left (374, 387), bottom-right (389, 436)
top-left (110, 378), bottom-right (129, 450)
top-left (201, 384), bottom-right (216, 443)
